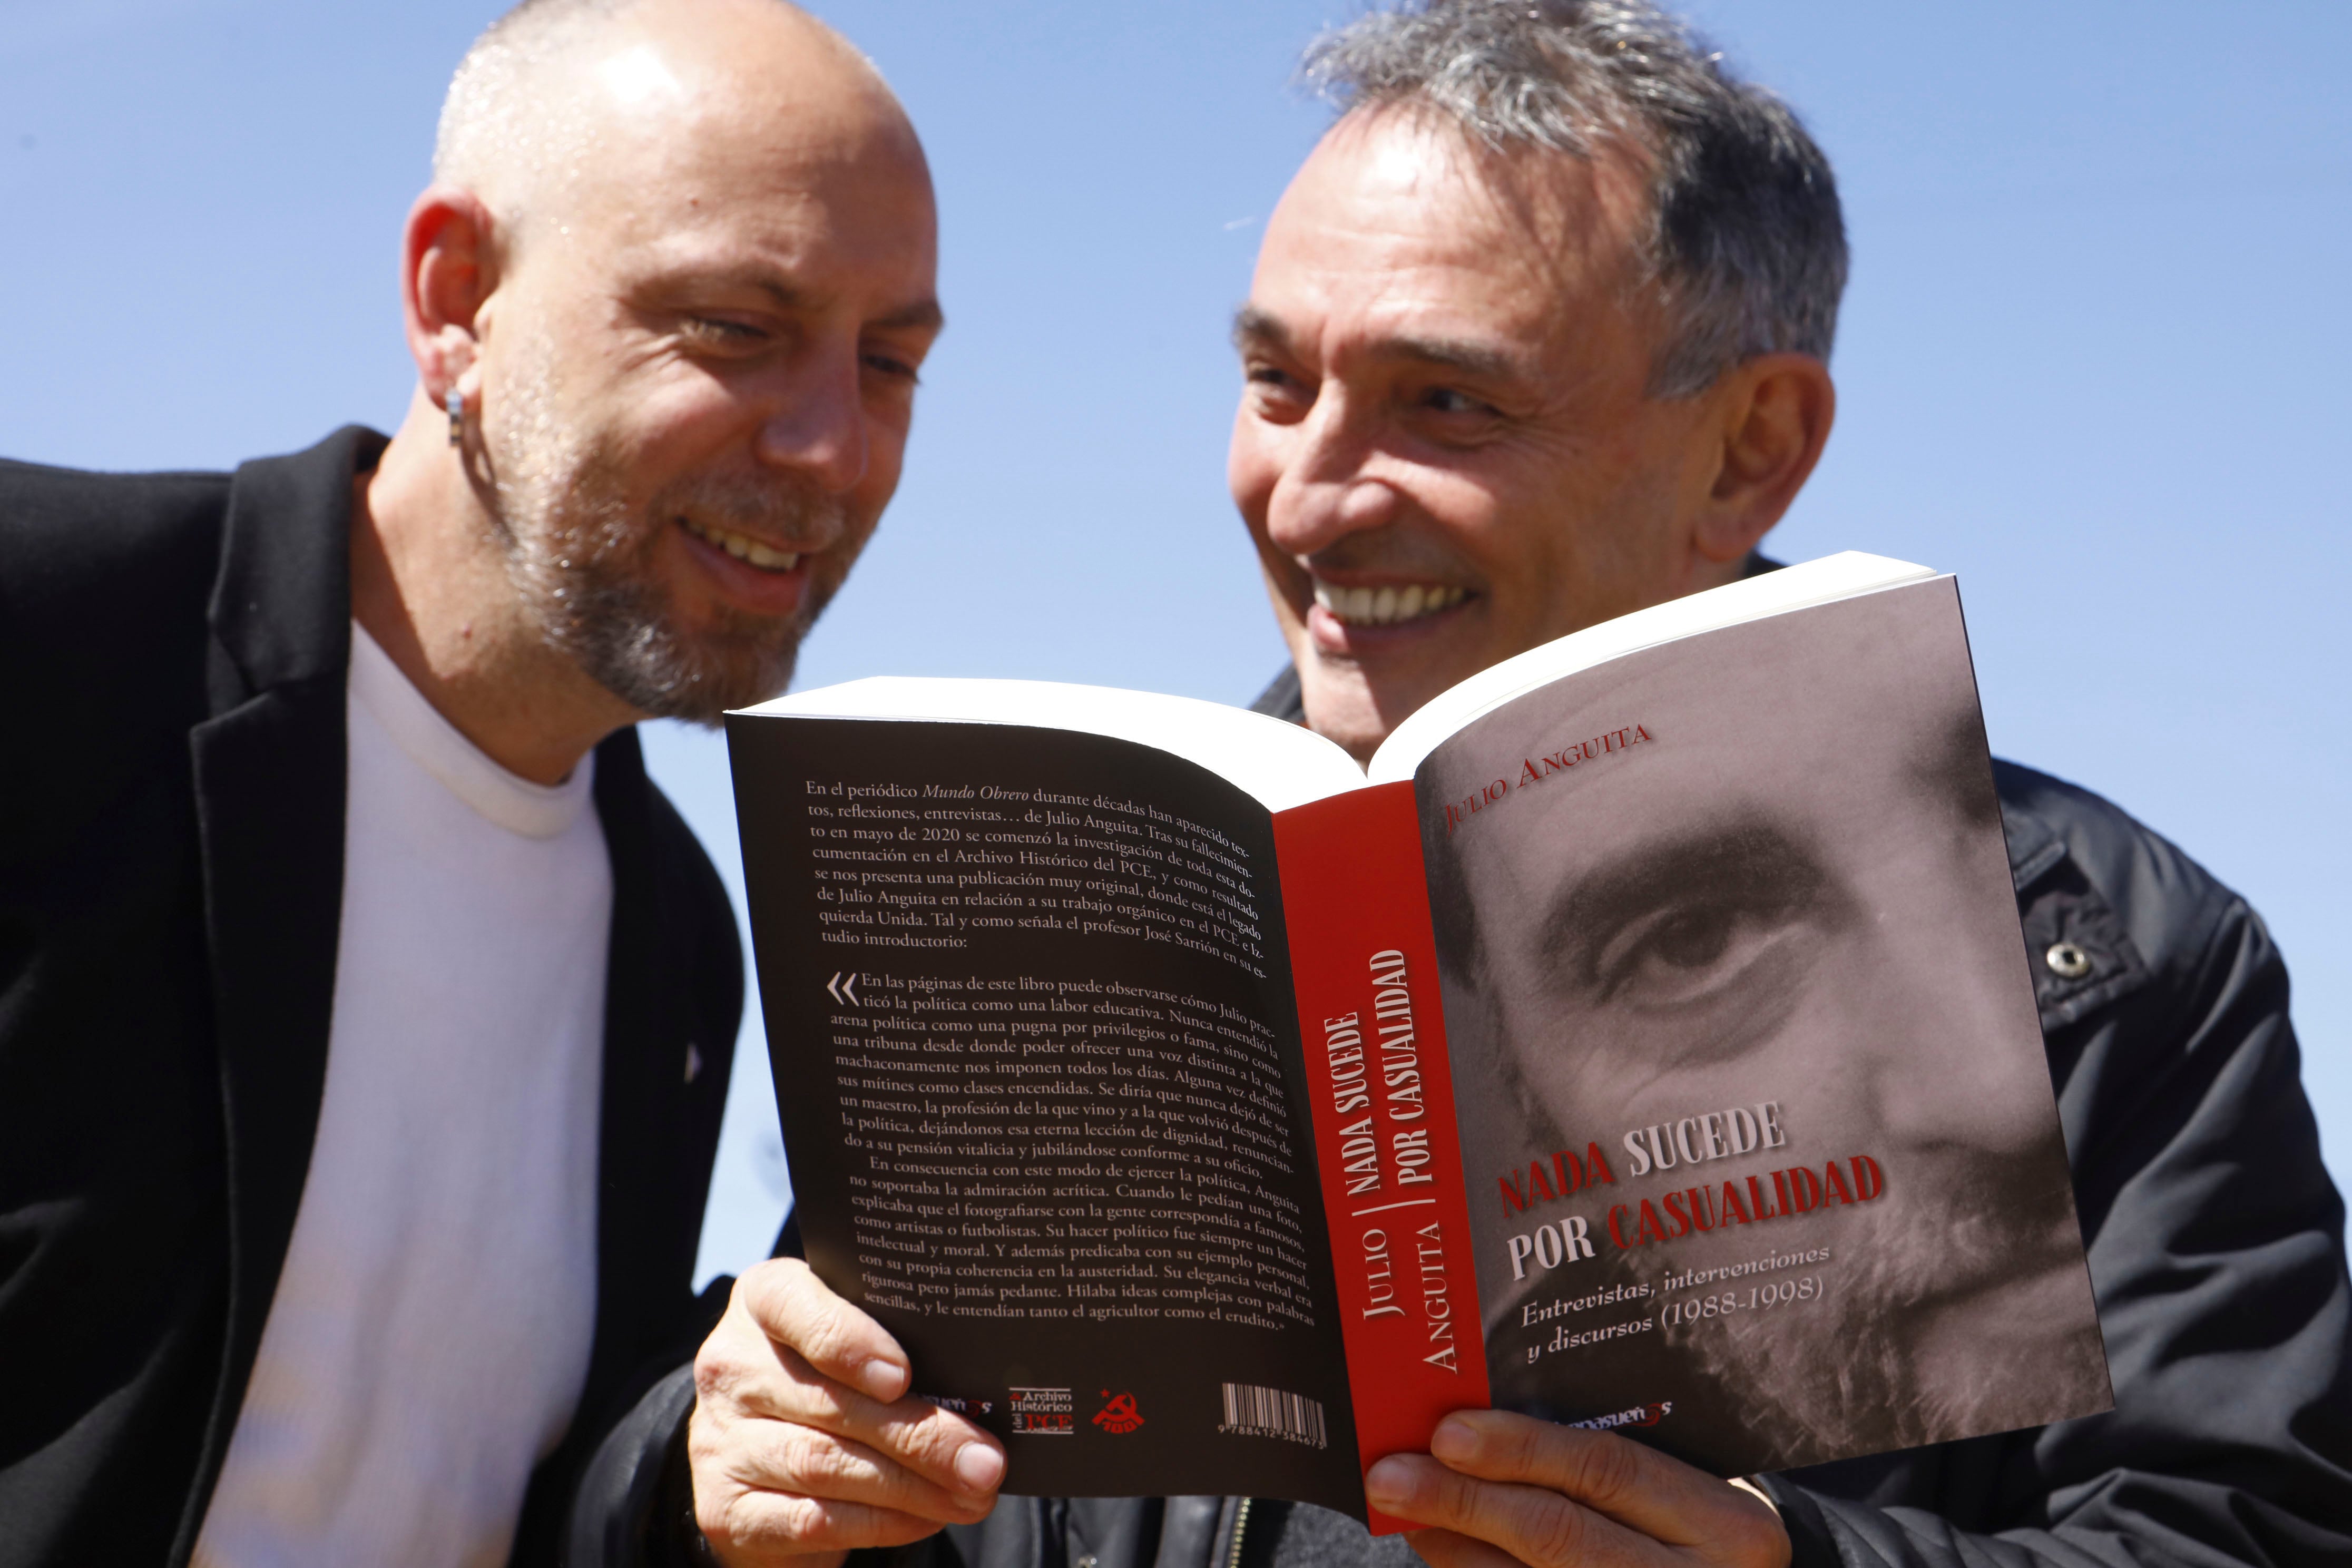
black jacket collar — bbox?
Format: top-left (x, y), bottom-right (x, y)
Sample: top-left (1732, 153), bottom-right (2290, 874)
top-left (207, 425), bottom-right (384, 704)
top-left (180, 425), bottom-right (379, 1555)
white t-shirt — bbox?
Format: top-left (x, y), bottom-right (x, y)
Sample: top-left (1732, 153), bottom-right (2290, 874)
top-left (193, 624), bottom-right (611, 1568)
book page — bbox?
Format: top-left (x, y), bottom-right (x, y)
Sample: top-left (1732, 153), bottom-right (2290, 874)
top-left (1407, 579), bottom-right (2110, 1476)
top-left (728, 713), bottom-right (1365, 1510)
top-left (752, 675), bottom-right (1365, 811)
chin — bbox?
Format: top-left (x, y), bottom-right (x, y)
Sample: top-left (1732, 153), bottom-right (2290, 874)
top-left (1325, 661), bottom-right (1471, 754)
top-left (1296, 666), bottom-right (1387, 761)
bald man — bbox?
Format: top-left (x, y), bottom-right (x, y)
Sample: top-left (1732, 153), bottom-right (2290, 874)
top-left (0, 2), bottom-right (942, 1563)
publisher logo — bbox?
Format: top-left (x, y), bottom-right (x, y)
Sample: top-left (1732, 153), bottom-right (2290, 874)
top-left (1569, 1400), bottom-right (1672, 1432)
top-left (1092, 1390), bottom-right (1144, 1435)
top-left (1008, 1386), bottom-right (1074, 1435)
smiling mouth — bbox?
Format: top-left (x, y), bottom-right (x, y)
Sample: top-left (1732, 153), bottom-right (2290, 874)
top-left (1311, 579), bottom-right (1471, 628)
top-left (680, 516), bottom-right (802, 573)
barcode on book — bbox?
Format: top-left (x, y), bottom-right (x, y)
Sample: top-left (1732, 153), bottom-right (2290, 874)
top-left (1219, 1382), bottom-right (1328, 1448)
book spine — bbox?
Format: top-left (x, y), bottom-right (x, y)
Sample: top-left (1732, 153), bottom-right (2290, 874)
top-left (1273, 780), bottom-right (1491, 1531)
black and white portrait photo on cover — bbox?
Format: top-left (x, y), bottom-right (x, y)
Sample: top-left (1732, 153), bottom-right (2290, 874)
top-left (1417, 580), bottom-right (2111, 1474)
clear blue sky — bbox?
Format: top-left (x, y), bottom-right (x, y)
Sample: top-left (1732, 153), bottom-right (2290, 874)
top-left (6, 1), bottom-right (2346, 1282)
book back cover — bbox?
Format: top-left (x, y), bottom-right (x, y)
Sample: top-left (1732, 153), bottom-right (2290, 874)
top-left (727, 714), bottom-right (1365, 1508)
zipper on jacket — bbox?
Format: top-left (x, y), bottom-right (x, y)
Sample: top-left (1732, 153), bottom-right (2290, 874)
top-left (1226, 1497), bottom-right (1253, 1568)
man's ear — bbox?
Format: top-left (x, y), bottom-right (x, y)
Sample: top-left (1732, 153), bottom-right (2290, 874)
top-left (401, 185), bottom-right (502, 407)
top-left (1691, 352), bottom-right (1836, 565)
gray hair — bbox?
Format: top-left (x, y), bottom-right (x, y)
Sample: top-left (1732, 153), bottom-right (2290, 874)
top-left (1303, 0), bottom-right (1847, 397)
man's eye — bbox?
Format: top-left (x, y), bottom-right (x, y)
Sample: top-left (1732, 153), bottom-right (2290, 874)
top-left (1647, 908), bottom-right (1741, 971)
top-left (862, 351), bottom-right (920, 384)
top-left (1245, 365), bottom-right (1312, 420)
top-left (683, 316), bottom-right (767, 347)
top-left (1422, 386), bottom-right (1494, 417)
top-left (1586, 898), bottom-right (1809, 1010)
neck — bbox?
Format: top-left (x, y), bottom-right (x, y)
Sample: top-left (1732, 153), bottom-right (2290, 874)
top-left (351, 386), bottom-right (642, 786)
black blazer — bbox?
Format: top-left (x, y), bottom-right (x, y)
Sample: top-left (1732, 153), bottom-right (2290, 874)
top-left (0, 427), bottom-right (743, 1566)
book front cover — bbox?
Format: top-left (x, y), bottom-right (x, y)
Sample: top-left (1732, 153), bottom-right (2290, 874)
top-left (1411, 579), bottom-right (2112, 1476)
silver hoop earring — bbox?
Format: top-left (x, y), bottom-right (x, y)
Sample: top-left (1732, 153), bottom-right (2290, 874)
top-left (446, 387), bottom-right (464, 447)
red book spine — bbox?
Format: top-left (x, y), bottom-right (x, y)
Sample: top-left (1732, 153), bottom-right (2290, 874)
top-left (1273, 780), bottom-right (1492, 1532)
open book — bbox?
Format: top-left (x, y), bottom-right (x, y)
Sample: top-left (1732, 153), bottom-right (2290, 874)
top-left (726, 553), bottom-right (2112, 1531)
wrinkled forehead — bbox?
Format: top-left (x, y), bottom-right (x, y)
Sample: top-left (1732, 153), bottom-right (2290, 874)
top-left (587, 117), bottom-right (929, 259)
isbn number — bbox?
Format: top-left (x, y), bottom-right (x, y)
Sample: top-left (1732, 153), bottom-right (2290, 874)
top-left (1219, 1382), bottom-right (1327, 1449)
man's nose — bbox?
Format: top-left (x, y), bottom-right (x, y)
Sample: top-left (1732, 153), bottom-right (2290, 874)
top-left (1261, 388), bottom-right (1401, 559)
top-left (753, 341), bottom-right (869, 497)
top-left (1857, 919), bottom-right (2054, 1160)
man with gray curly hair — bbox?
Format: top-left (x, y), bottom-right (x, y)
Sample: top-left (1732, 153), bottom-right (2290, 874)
top-left (708, 3), bottom-right (2347, 1568)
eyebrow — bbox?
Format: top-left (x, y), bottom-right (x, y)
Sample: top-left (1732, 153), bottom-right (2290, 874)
top-left (1230, 303), bottom-right (1293, 357)
top-left (662, 267), bottom-right (944, 336)
top-left (1231, 303), bottom-right (1527, 384)
top-left (864, 295), bottom-right (946, 335)
top-left (1371, 335), bottom-right (1528, 383)
top-left (1908, 704), bottom-right (2000, 830)
top-left (760, 279), bottom-right (942, 336)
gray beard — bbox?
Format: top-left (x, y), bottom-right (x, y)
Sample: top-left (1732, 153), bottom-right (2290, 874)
top-left (1673, 1164), bottom-right (2098, 1461)
top-left (1473, 1023), bottom-right (2102, 1458)
top-left (481, 359), bottom-right (848, 726)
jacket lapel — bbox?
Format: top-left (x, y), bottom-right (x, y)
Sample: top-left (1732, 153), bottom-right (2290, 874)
top-left (175, 426), bottom-right (385, 1559)
top-left (580, 727), bottom-right (674, 1396)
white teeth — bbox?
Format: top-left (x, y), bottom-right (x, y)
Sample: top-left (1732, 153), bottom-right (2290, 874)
top-left (1310, 579), bottom-right (1466, 626)
top-left (682, 517), bottom-right (800, 573)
